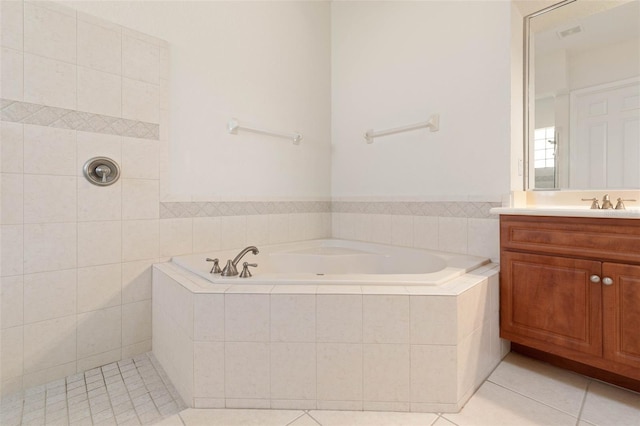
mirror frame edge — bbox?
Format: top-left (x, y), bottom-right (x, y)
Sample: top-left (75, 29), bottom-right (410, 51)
top-left (523, 0), bottom-right (578, 191)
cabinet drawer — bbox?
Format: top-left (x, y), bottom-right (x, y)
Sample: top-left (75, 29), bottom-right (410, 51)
top-left (501, 215), bottom-right (640, 264)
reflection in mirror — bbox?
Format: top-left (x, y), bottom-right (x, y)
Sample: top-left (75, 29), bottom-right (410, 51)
top-left (526, 0), bottom-right (640, 190)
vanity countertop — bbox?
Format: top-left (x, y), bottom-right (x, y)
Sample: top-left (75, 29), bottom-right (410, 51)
top-left (490, 207), bottom-right (640, 219)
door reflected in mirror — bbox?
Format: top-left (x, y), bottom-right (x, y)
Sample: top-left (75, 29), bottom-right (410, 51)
top-left (526, 0), bottom-right (640, 190)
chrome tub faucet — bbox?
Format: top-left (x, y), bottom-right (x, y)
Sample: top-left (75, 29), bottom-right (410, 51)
top-left (221, 246), bottom-right (259, 277)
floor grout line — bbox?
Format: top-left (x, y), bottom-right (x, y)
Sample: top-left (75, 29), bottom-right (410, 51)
top-left (575, 380), bottom-right (592, 426)
top-left (485, 379), bottom-right (582, 420)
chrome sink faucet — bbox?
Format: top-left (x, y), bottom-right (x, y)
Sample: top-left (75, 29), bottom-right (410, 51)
top-left (582, 194), bottom-right (636, 210)
top-left (221, 246), bottom-right (259, 276)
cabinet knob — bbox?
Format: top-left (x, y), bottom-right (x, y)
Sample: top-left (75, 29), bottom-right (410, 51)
top-left (590, 275), bottom-right (601, 283)
top-left (602, 277), bottom-right (614, 286)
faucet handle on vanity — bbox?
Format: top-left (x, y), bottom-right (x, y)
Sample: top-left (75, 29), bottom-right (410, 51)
top-left (206, 258), bottom-right (222, 274)
top-left (239, 262), bottom-right (258, 278)
top-left (615, 198), bottom-right (636, 210)
top-left (581, 198), bottom-right (600, 209)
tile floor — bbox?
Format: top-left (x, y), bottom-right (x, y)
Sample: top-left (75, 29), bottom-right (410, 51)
top-left (2, 352), bottom-right (639, 426)
top-left (0, 353), bottom-right (186, 426)
top-left (157, 353), bottom-right (640, 426)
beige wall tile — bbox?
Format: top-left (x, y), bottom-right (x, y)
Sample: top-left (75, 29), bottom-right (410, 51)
top-left (76, 348), bottom-right (120, 373)
top-left (24, 53), bottom-right (76, 110)
top-left (391, 215), bottom-right (414, 247)
top-left (1, 47), bottom-right (24, 100)
top-left (122, 259), bottom-right (153, 304)
top-left (370, 214), bottom-right (392, 244)
top-left (123, 35), bottom-right (159, 84)
top-left (413, 216), bottom-right (439, 250)
top-left (1, 122), bottom-right (24, 174)
top-left (438, 217), bottom-right (468, 254)
top-left (77, 179), bottom-right (122, 222)
top-left (22, 361), bottom-right (76, 389)
top-left (246, 215), bottom-right (269, 246)
top-left (77, 305), bottom-right (122, 358)
top-left (121, 339), bottom-right (152, 359)
top-left (1, 225), bottom-right (23, 276)
top-left (23, 175), bottom-right (77, 223)
top-left (122, 299), bottom-right (151, 345)
top-left (194, 293), bottom-right (224, 342)
top-left (224, 342), bottom-right (270, 399)
top-left (24, 2), bottom-right (76, 63)
top-left (363, 295), bottom-right (410, 344)
top-left (77, 19), bottom-right (121, 74)
top-left (77, 263), bottom-right (122, 313)
top-left (1, 276), bottom-right (23, 329)
top-left (77, 221), bottom-right (122, 267)
top-left (316, 294), bottom-right (362, 343)
top-left (270, 342), bottom-right (316, 400)
top-left (122, 78), bottom-right (159, 123)
top-left (1, 0), bottom-right (24, 50)
top-left (122, 179), bottom-right (159, 220)
top-left (225, 294), bottom-right (269, 342)
top-left (23, 315), bottom-right (76, 373)
top-left (122, 219), bottom-right (159, 262)
top-left (192, 217), bottom-right (221, 253)
top-left (1, 326), bottom-right (23, 379)
top-left (268, 214), bottom-right (289, 244)
top-left (160, 218), bottom-right (193, 257)
top-left (220, 215), bottom-right (247, 250)
top-left (363, 344), bottom-right (410, 402)
top-left (410, 345), bottom-right (457, 403)
top-left (77, 66), bottom-right (121, 117)
top-left (270, 294), bottom-right (315, 342)
top-left (317, 343), bottom-right (363, 401)
top-left (121, 137), bottom-right (159, 179)
top-left (23, 223), bottom-right (76, 274)
top-left (411, 295), bottom-right (457, 345)
top-left (24, 125), bottom-right (76, 175)
top-left (23, 269), bottom-right (76, 324)
top-left (1, 173), bottom-right (23, 225)
top-left (194, 342), bottom-right (225, 398)
top-left (467, 218), bottom-right (500, 262)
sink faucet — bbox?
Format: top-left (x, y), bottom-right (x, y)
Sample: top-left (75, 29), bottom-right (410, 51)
top-left (601, 194), bottom-right (613, 209)
top-left (221, 246), bottom-right (259, 276)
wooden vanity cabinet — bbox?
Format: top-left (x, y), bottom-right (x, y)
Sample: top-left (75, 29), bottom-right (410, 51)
top-left (500, 215), bottom-right (640, 391)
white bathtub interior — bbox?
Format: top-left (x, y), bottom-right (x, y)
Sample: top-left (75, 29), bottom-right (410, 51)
top-left (171, 239), bottom-right (490, 285)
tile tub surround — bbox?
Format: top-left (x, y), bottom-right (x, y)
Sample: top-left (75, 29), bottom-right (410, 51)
top-left (151, 261), bottom-right (506, 413)
top-left (0, 0), bottom-right (168, 396)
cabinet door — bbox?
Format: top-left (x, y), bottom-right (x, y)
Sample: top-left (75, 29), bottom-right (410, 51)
top-left (602, 262), bottom-right (640, 370)
top-left (501, 251), bottom-right (603, 357)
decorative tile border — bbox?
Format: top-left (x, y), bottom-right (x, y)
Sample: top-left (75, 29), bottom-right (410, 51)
top-left (160, 201), bottom-right (332, 219)
top-left (333, 201), bottom-right (501, 218)
top-left (0, 99), bottom-right (159, 140)
top-left (160, 201), bottom-right (500, 219)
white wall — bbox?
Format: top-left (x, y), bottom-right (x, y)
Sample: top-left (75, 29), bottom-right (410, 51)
top-left (330, 1), bottom-right (513, 200)
top-left (65, 1), bottom-right (332, 200)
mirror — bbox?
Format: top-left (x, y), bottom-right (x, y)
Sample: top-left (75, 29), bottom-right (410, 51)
top-left (525, 0), bottom-right (640, 190)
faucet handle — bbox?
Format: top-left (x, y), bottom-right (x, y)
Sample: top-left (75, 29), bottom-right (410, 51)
top-left (206, 258), bottom-right (221, 274)
top-left (239, 262), bottom-right (257, 278)
top-left (615, 198), bottom-right (636, 210)
top-left (581, 198), bottom-right (600, 209)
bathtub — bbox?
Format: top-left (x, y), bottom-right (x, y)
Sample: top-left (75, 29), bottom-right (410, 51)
top-left (171, 239), bottom-right (490, 286)
top-left (152, 239), bottom-right (506, 414)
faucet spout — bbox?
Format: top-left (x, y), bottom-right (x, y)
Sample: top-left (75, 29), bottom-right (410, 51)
top-left (232, 246), bottom-right (259, 266)
top-left (221, 246), bottom-right (260, 277)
